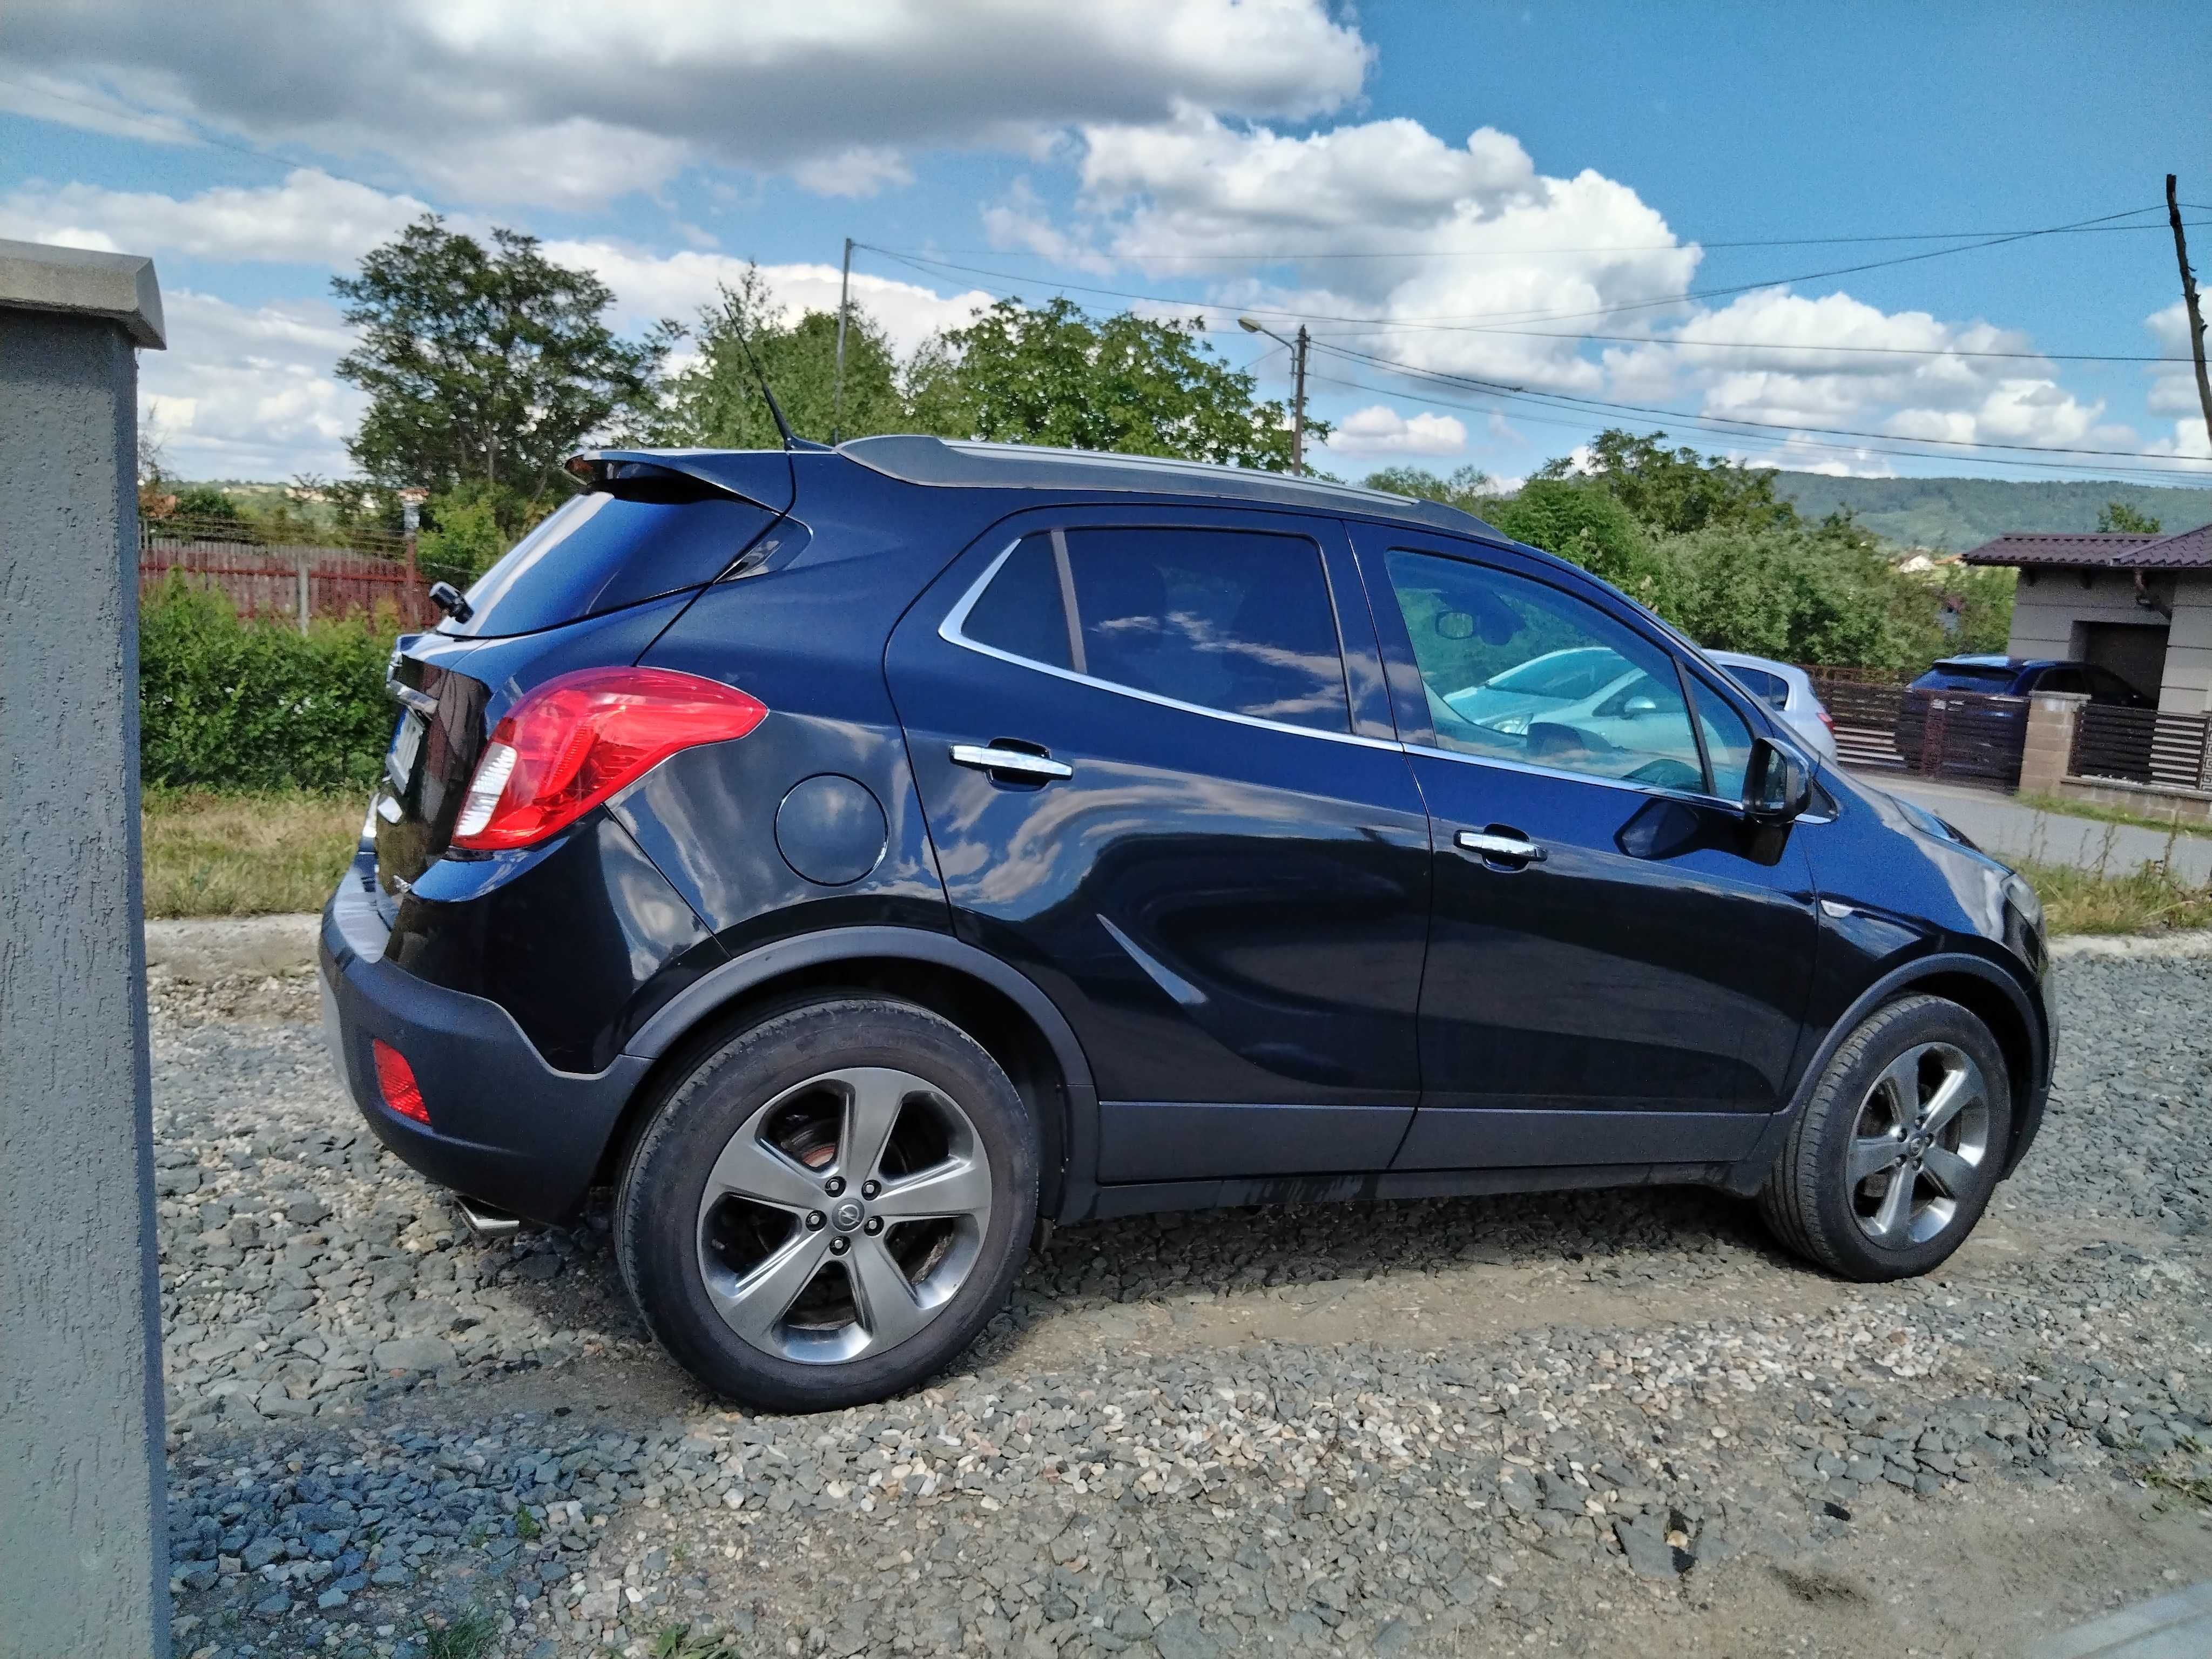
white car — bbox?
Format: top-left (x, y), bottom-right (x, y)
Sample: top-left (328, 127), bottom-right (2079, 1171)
top-left (1703, 649), bottom-right (1838, 762)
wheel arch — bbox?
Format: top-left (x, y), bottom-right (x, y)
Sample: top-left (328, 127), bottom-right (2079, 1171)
top-left (1729, 949), bottom-right (2048, 1195)
top-left (601, 928), bottom-right (1098, 1218)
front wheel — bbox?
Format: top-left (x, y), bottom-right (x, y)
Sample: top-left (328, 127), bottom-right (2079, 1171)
top-left (615, 996), bottom-right (1038, 1412)
top-left (1759, 994), bottom-right (2011, 1281)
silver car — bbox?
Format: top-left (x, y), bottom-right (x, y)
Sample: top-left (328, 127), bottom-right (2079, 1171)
top-left (1704, 649), bottom-right (1838, 761)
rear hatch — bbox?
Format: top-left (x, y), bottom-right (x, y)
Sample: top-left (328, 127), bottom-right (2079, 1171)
top-left (373, 454), bottom-right (793, 892)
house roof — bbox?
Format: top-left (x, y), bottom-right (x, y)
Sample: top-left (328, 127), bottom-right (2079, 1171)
top-left (1961, 522), bottom-right (2212, 570)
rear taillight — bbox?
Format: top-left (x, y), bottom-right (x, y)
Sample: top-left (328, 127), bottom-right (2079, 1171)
top-left (1817, 708), bottom-right (1836, 731)
top-left (372, 1039), bottom-right (429, 1125)
top-left (450, 666), bottom-right (766, 850)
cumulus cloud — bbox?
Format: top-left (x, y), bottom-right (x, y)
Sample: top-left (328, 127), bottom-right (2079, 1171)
top-left (0, 168), bottom-right (431, 266)
top-left (1323, 404), bottom-right (1467, 458)
top-left (3, 1), bottom-right (1370, 206)
top-left (139, 290), bottom-right (366, 478)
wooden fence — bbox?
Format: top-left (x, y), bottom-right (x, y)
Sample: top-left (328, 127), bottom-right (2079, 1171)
top-left (2071, 704), bottom-right (2212, 791)
top-left (139, 521), bottom-right (450, 631)
top-left (1798, 666), bottom-right (2029, 787)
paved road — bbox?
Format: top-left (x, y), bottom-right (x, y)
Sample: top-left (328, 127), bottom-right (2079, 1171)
top-left (1852, 773), bottom-right (2212, 885)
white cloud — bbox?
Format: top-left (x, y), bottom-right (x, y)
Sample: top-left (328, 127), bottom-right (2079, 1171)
top-left (1324, 404), bottom-right (1467, 458)
top-left (139, 290), bottom-right (366, 479)
top-left (0, 168), bottom-right (431, 266)
top-left (3, 1), bottom-right (1371, 206)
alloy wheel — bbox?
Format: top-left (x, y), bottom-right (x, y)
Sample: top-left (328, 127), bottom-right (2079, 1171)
top-left (693, 1066), bottom-right (994, 1364)
top-left (1846, 1041), bottom-right (1991, 1248)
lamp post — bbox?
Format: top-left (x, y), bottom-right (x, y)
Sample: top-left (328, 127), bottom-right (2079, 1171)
top-left (1237, 315), bottom-right (1309, 476)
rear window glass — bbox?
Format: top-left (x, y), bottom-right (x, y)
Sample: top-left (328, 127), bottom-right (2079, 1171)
top-left (1723, 664), bottom-right (1790, 710)
top-left (452, 491), bottom-right (777, 638)
top-left (1914, 664), bottom-right (2017, 692)
top-left (957, 525), bottom-right (1350, 732)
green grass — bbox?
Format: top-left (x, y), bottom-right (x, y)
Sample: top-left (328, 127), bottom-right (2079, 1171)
top-left (423, 1604), bottom-right (501, 1659)
top-left (2017, 790), bottom-right (2212, 839)
top-left (141, 787), bottom-right (359, 917)
top-left (2012, 856), bottom-right (2212, 936)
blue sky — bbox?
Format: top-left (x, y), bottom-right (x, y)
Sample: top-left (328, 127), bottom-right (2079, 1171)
top-left (3, 1), bottom-right (2207, 488)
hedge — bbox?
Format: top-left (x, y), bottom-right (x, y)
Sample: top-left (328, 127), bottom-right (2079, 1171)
top-left (139, 577), bottom-right (397, 792)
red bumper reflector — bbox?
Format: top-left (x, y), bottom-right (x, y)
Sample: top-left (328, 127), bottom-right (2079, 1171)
top-left (372, 1038), bottom-right (429, 1125)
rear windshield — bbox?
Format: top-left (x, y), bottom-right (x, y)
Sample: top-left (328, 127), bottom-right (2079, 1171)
top-left (449, 491), bottom-right (778, 638)
top-left (1914, 664), bottom-right (2017, 692)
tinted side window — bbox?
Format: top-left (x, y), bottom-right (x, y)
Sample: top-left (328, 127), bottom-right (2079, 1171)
top-left (960, 534), bottom-right (1073, 670)
top-left (2036, 666), bottom-right (2086, 697)
top-left (1725, 665), bottom-right (1790, 710)
top-left (961, 525), bottom-right (1351, 732)
top-left (1382, 550), bottom-right (1708, 795)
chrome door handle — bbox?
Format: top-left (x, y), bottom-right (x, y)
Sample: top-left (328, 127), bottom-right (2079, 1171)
top-left (1456, 829), bottom-right (1546, 864)
top-left (949, 743), bottom-right (1073, 781)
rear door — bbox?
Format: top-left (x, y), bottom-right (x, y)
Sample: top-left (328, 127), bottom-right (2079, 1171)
top-left (885, 503), bottom-right (1431, 1185)
top-left (1347, 526), bottom-right (1820, 1172)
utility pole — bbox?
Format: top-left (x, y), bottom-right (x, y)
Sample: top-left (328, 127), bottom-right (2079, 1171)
top-left (832, 236), bottom-right (853, 443)
top-left (2170, 174), bottom-right (2212, 454)
top-left (1237, 315), bottom-right (1310, 476)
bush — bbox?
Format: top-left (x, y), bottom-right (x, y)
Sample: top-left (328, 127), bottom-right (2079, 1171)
top-left (139, 577), bottom-right (396, 792)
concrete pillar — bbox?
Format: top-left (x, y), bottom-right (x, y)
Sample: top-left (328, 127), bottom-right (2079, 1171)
top-left (2018, 689), bottom-right (2089, 797)
top-left (0, 238), bottom-right (171, 1659)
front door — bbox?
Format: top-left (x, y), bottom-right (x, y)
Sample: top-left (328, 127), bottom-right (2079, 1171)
top-left (887, 505), bottom-right (1432, 1185)
top-left (1349, 529), bottom-right (1819, 1172)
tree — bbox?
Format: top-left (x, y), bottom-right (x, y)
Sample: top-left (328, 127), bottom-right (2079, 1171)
top-left (333, 215), bottom-right (670, 530)
top-left (908, 297), bottom-right (1317, 469)
top-left (2096, 500), bottom-right (2162, 534)
top-left (1361, 465), bottom-right (1495, 516)
top-left (1487, 478), bottom-right (1665, 601)
top-left (659, 266), bottom-right (906, 449)
top-left (1539, 428), bottom-right (1797, 534)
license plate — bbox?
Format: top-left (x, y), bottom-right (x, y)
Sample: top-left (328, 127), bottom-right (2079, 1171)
top-left (386, 711), bottom-right (425, 793)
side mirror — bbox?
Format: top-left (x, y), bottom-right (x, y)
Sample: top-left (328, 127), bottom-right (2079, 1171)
top-left (1622, 694), bottom-right (1658, 719)
top-left (1743, 736), bottom-right (1812, 824)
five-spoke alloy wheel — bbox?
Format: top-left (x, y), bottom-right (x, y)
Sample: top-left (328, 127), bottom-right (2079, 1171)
top-left (1761, 994), bottom-right (2012, 1282)
top-left (617, 997), bottom-right (1037, 1412)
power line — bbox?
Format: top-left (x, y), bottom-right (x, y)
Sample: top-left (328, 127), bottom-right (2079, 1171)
top-left (1304, 323), bottom-right (2190, 365)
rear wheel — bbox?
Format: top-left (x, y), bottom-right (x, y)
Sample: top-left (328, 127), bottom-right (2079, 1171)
top-left (616, 996), bottom-right (1037, 1411)
top-left (1759, 994), bottom-right (2011, 1281)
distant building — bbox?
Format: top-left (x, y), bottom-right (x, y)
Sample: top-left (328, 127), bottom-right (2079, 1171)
top-left (1961, 523), bottom-right (2212, 713)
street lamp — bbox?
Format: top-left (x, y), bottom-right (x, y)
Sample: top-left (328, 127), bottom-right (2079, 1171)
top-left (1238, 315), bottom-right (1309, 477)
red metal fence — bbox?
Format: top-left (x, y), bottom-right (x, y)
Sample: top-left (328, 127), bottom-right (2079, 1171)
top-left (2071, 703), bottom-right (2212, 791)
top-left (139, 520), bottom-right (449, 630)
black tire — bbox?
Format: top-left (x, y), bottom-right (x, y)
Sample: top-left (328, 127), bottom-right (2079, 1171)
top-left (1759, 994), bottom-right (2011, 1282)
top-left (615, 996), bottom-right (1038, 1413)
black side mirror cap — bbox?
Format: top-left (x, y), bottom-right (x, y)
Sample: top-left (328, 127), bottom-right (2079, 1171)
top-left (1743, 736), bottom-right (1812, 824)
top-left (427, 580), bottom-right (474, 624)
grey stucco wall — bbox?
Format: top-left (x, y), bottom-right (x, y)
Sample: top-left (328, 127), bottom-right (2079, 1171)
top-left (0, 311), bottom-right (170, 1657)
top-left (2006, 568), bottom-right (2212, 714)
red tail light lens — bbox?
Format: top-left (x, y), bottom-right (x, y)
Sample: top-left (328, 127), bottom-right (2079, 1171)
top-left (372, 1038), bottom-right (429, 1125)
top-left (450, 667), bottom-right (767, 850)
top-left (1817, 708), bottom-right (1836, 731)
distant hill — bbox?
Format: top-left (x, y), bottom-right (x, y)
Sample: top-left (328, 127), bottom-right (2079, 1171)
top-left (1768, 473), bottom-right (2212, 551)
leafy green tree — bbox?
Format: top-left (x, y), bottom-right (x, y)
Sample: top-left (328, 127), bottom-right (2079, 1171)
top-left (1488, 478), bottom-right (1667, 601)
top-left (908, 297), bottom-right (1317, 469)
top-left (418, 486), bottom-right (511, 582)
top-left (2096, 500), bottom-right (2162, 534)
top-left (1360, 465), bottom-right (1495, 515)
top-left (660, 267), bottom-right (907, 448)
top-left (1539, 428), bottom-right (1797, 534)
top-left (333, 215), bottom-right (670, 530)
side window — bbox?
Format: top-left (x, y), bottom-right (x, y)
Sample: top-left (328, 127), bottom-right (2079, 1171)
top-left (960, 534), bottom-right (1073, 670)
top-left (1726, 665), bottom-right (1790, 711)
top-left (1382, 549), bottom-right (1707, 795)
top-left (2038, 666), bottom-right (2086, 697)
top-left (1688, 677), bottom-right (1755, 802)
top-left (956, 525), bottom-right (1351, 733)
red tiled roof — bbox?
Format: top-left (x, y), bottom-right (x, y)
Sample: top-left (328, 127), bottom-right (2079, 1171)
top-left (1961, 523), bottom-right (2212, 569)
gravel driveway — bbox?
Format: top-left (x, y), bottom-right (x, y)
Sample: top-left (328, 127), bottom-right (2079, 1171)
top-left (153, 952), bottom-right (2212, 1659)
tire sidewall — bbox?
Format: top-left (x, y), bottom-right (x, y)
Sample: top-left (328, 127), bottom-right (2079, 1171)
top-left (618, 997), bottom-right (1037, 1413)
top-left (1805, 996), bottom-right (2012, 1279)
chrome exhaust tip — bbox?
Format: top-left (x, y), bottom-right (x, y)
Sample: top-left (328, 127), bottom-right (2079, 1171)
top-left (454, 1195), bottom-right (521, 1239)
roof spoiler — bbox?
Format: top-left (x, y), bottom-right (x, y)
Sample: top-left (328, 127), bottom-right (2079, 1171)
top-left (563, 448), bottom-right (797, 517)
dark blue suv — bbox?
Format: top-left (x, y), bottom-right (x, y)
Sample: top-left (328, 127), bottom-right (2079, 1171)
top-left (322, 437), bottom-right (2054, 1411)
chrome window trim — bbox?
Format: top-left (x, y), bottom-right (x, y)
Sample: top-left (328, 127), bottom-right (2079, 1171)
top-left (938, 534), bottom-right (1398, 753)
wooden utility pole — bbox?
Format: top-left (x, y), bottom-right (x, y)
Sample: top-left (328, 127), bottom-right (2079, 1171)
top-left (2169, 174), bottom-right (2212, 453)
top-left (1291, 324), bottom-right (1309, 477)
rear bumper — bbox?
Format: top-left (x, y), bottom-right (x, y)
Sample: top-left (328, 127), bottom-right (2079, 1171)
top-left (320, 847), bottom-right (649, 1224)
